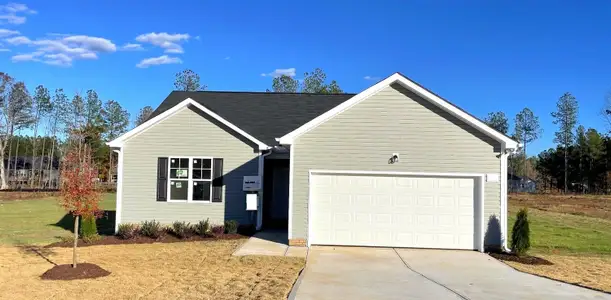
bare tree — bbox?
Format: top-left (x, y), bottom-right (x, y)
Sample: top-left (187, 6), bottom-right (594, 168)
top-left (134, 106), bottom-right (154, 127)
top-left (31, 85), bottom-right (52, 187)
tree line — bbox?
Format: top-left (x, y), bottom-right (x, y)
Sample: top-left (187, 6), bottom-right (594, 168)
top-left (484, 92), bottom-right (611, 194)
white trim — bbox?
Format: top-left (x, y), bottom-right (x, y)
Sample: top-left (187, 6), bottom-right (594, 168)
top-left (107, 98), bottom-right (270, 150)
top-left (114, 148), bottom-right (124, 233)
top-left (278, 73), bottom-right (518, 149)
top-left (307, 170), bottom-right (486, 252)
top-left (288, 144), bottom-right (295, 239)
top-left (167, 156), bottom-right (214, 203)
top-left (500, 146), bottom-right (510, 251)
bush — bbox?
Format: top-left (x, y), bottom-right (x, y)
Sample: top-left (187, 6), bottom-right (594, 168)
top-left (511, 208), bottom-right (531, 256)
top-left (211, 225), bottom-right (225, 236)
top-left (80, 216), bottom-right (98, 240)
top-left (117, 223), bottom-right (139, 240)
top-left (194, 219), bottom-right (211, 237)
top-left (224, 220), bottom-right (239, 234)
top-left (141, 220), bottom-right (163, 239)
top-left (237, 224), bottom-right (256, 236)
top-left (82, 233), bottom-right (101, 243)
top-left (171, 221), bottom-right (192, 239)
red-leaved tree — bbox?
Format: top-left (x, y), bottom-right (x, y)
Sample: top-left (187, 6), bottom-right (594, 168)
top-left (59, 145), bottom-right (101, 268)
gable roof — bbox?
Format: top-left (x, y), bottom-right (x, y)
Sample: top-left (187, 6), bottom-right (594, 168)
top-left (108, 91), bottom-right (354, 149)
top-left (278, 73), bottom-right (519, 149)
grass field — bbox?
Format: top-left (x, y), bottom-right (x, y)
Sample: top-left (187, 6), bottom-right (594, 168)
top-left (507, 193), bottom-right (611, 292)
top-left (0, 194), bottom-right (116, 246)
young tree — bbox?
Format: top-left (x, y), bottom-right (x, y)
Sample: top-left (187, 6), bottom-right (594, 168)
top-left (484, 111), bottom-right (509, 134)
top-left (514, 108), bottom-right (542, 179)
top-left (272, 75), bottom-right (299, 93)
top-left (102, 100), bottom-right (130, 181)
top-left (301, 68), bottom-right (343, 94)
top-left (551, 92), bottom-right (579, 193)
top-left (174, 69), bottom-right (206, 91)
top-left (31, 85), bottom-right (52, 187)
top-left (134, 105), bottom-right (154, 127)
top-left (85, 89), bottom-right (104, 127)
top-left (0, 75), bottom-right (34, 189)
top-left (59, 145), bottom-right (101, 268)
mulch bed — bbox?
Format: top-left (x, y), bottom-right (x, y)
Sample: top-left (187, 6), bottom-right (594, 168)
top-left (41, 263), bottom-right (110, 280)
top-left (46, 233), bottom-right (248, 248)
top-left (489, 252), bottom-right (554, 266)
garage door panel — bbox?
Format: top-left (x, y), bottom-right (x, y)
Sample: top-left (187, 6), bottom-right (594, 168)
top-left (310, 174), bottom-right (476, 250)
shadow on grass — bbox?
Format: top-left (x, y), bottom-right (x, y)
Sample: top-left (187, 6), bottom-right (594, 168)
top-left (16, 245), bottom-right (58, 266)
top-left (50, 210), bottom-right (116, 236)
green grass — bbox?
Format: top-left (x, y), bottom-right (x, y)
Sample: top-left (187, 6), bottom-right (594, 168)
top-left (0, 193), bottom-right (116, 246)
top-left (508, 207), bottom-right (611, 255)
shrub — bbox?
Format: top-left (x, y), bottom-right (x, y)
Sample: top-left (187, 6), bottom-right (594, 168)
top-left (511, 208), bottom-right (531, 256)
top-left (141, 220), bottom-right (163, 239)
top-left (237, 224), bottom-right (256, 236)
top-left (80, 216), bottom-right (98, 240)
top-left (211, 225), bottom-right (225, 236)
top-left (117, 223), bottom-right (139, 240)
top-left (171, 221), bottom-right (192, 239)
top-left (194, 219), bottom-right (211, 237)
top-left (224, 220), bottom-right (239, 234)
top-left (82, 233), bottom-right (101, 243)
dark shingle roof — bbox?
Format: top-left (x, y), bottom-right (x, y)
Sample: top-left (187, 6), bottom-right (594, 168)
top-left (149, 91), bottom-right (356, 146)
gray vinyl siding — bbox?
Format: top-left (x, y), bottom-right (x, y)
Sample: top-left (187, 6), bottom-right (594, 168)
top-left (292, 84), bottom-right (503, 247)
top-left (121, 106), bottom-right (258, 225)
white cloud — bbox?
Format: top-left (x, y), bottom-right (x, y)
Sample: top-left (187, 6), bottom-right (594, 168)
top-left (363, 75), bottom-right (380, 81)
top-left (5, 35), bottom-right (29, 44)
top-left (261, 68), bottom-right (296, 77)
top-left (0, 3), bottom-right (36, 25)
top-left (135, 32), bottom-right (190, 54)
top-left (120, 43), bottom-right (143, 51)
top-left (0, 28), bottom-right (18, 37)
top-left (8, 34), bottom-right (116, 66)
top-left (136, 55), bottom-right (182, 68)
top-left (0, 48), bottom-right (9, 52)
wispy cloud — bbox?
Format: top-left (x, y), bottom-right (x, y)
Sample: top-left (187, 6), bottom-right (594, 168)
top-left (261, 68), bottom-right (296, 77)
top-left (120, 43), bottom-right (143, 51)
top-left (9, 34), bottom-right (116, 66)
top-left (363, 75), bottom-right (380, 81)
top-left (0, 28), bottom-right (18, 37)
top-left (135, 32), bottom-right (190, 54)
top-left (0, 3), bottom-right (36, 25)
top-left (136, 55), bottom-right (182, 68)
top-left (224, 56), bottom-right (230, 60)
top-left (0, 48), bottom-right (9, 52)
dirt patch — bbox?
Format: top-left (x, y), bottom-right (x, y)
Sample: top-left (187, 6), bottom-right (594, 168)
top-left (46, 233), bottom-right (247, 248)
top-left (509, 193), bottom-right (611, 220)
top-left (489, 252), bottom-right (553, 265)
top-left (41, 263), bottom-right (110, 280)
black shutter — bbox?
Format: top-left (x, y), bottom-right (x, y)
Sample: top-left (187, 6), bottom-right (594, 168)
top-left (156, 157), bottom-right (168, 202)
top-left (212, 158), bottom-right (224, 202)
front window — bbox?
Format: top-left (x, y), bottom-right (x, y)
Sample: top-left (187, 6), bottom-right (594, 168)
top-left (168, 157), bottom-right (213, 202)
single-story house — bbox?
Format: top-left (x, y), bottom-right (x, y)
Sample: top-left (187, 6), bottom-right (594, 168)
top-left (108, 73), bottom-right (519, 252)
top-left (508, 174), bottom-right (536, 193)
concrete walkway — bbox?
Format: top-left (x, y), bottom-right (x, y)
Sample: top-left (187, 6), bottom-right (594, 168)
top-left (232, 230), bottom-right (308, 257)
top-left (292, 247), bottom-right (611, 300)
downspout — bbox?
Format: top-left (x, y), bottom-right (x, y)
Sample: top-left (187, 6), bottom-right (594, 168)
top-left (501, 145), bottom-right (518, 252)
top-left (257, 148), bottom-right (273, 230)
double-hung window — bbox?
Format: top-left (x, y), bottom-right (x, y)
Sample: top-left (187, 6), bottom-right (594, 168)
top-left (168, 157), bottom-right (213, 202)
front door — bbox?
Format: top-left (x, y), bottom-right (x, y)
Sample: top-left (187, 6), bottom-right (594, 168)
top-left (263, 160), bottom-right (289, 229)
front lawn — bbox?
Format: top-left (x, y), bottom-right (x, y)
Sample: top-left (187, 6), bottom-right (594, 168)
top-left (0, 240), bottom-right (305, 300)
top-left (505, 194), bottom-right (611, 293)
top-left (0, 194), bottom-right (116, 245)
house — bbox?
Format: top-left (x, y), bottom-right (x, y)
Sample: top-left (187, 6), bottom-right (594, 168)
top-left (4, 156), bottom-right (60, 188)
top-left (108, 73), bottom-right (519, 252)
top-left (508, 174), bottom-right (536, 193)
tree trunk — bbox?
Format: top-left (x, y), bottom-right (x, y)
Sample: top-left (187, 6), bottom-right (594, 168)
top-left (73, 215), bottom-right (79, 268)
top-left (108, 151), bottom-right (113, 183)
top-left (30, 115), bottom-right (39, 188)
top-left (6, 135), bottom-right (12, 188)
top-left (0, 151), bottom-right (7, 190)
top-left (564, 147), bottom-right (568, 194)
top-left (38, 138), bottom-right (46, 188)
top-left (13, 134), bottom-right (19, 188)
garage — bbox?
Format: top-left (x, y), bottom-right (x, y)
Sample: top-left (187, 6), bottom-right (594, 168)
top-left (309, 172), bottom-right (483, 250)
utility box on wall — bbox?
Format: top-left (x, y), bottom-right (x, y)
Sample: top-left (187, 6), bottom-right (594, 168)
top-left (246, 193), bottom-right (258, 211)
top-left (243, 176), bottom-right (261, 191)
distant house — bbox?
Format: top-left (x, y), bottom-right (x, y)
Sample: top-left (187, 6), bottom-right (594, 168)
top-left (508, 174), bottom-right (536, 193)
top-left (3, 156), bottom-right (60, 188)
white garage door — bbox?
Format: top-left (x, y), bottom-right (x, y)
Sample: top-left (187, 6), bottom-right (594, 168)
top-left (309, 173), bottom-right (476, 250)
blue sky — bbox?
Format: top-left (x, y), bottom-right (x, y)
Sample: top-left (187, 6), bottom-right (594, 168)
top-left (1, 1), bottom-right (610, 155)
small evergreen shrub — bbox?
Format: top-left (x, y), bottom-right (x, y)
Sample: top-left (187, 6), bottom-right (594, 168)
top-left (82, 233), bottom-right (101, 243)
top-left (211, 225), bottom-right (225, 236)
top-left (224, 220), bottom-right (239, 234)
top-left (511, 208), bottom-right (531, 256)
top-left (171, 221), bottom-right (192, 239)
top-left (140, 220), bottom-right (163, 239)
top-left (194, 219), bottom-right (211, 237)
top-left (80, 216), bottom-right (98, 240)
top-left (117, 223), bottom-right (139, 240)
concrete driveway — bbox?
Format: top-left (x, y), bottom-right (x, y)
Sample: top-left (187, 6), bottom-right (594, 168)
top-left (292, 247), bottom-right (611, 300)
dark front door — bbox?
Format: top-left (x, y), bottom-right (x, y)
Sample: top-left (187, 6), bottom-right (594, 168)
top-left (263, 159), bottom-right (289, 229)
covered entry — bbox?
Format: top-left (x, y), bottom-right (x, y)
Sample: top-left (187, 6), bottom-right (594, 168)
top-left (308, 171), bottom-right (484, 250)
